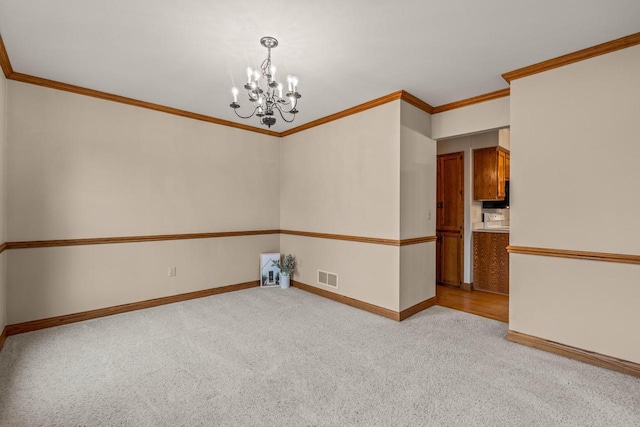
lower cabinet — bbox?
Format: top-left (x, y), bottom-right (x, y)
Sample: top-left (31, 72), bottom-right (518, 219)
top-left (473, 232), bottom-right (509, 294)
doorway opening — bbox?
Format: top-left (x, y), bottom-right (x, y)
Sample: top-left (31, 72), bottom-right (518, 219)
top-left (435, 129), bottom-right (510, 323)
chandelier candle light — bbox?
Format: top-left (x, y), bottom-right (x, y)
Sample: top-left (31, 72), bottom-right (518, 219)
top-left (230, 37), bottom-right (301, 128)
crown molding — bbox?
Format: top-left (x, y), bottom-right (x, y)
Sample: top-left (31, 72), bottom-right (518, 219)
top-left (3, 32), bottom-right (639, 134)
top-left (279, 91), bottom-right (402, 137)
top-left (502, 32), bottom-right (640, 83)
top-left (0, 34), bottom-right (500, 132)
top-left (0, 36), bottom-right (278, 136)
top-left (431, 88), bottom-right (510, 114)
top-left (280, 90), bottom-right (433, 137)
top-left (9, 72), bottom-right (280, 137)
top-left (1, 37), bottom-right (435, 138)
top-left (0, 36), bottom-right (14, 78)
top-left (399, 91), bottom-right (435, 114)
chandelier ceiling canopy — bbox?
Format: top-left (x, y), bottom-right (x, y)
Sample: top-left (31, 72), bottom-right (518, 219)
top-left (230, 37), bottom-right (301, 128)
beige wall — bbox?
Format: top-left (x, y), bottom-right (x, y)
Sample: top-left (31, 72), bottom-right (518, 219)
top-left (400, 102), bottom-right (434, 240)
top-left (510, 45), bottom-right (640, 363)
top-left (280, 101), bottom-right (400, 238)
top-left (5, 85), bottom-right (437, 322)
top-left (280, 234), bottom-right (400, 311)
top-left (280, 101), bottom-right (402, 310)
top-left (7, 235), bottom-right (279, 324)
top-left (0, 70), bottom-right (6, 331)
top-left (6, 81), bottom-right (280, 323)
top-left (7, 82), bottom-right (280, 240)
top-left (431, 96), bottom-right (510, 140)
top-left (399, 244), bottom-right (435, 311)
top-left (280, 100), bottom-right (436, 312)
top-left (498, 128), bottom-right (510, 151)
top-left (399, 102), bottom-right (436, 310)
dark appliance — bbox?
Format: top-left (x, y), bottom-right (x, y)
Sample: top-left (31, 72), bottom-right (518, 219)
top-left (482, 180), bottom-right (509, 209)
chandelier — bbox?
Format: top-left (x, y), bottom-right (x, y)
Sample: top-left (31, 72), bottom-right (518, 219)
top-left (230, 37), bottom-right (301, 128)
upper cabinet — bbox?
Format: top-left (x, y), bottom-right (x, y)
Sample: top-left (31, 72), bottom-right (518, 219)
top-left (505, 154), bottom-right (510, 181)
top-left (473, 146), bottom-right (510, 200)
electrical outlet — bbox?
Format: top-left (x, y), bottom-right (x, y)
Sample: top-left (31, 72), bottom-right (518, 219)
top-left (169, 266), bottom-right (176, 277)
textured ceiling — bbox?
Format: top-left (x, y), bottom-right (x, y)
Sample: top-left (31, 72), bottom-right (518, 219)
top-left (0, 0), bottom-right (639, 132)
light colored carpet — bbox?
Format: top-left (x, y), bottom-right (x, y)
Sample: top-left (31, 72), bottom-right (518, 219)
top-left (0, 287), bottom-right (638, 426)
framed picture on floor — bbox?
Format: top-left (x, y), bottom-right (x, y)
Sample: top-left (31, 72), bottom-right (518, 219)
top-left (260, 253), bottom-right (281, 287)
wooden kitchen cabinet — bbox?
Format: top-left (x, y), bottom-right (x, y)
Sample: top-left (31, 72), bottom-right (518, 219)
top-left (473, 231), bottom-right (509, 294)
top-left (473, 146), bottom-right (510, 200)
top-left (505, 154), bottom-right (510, 181)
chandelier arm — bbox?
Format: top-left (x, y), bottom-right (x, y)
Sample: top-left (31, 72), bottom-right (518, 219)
top-left (233, 106), bottom-right (259, 120)
top-left (276, 97), bottom-right (298, 113)
top-left (273, 103), bottom-right (296, 123)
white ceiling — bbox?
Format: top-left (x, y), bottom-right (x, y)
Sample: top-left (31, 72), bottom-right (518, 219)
top-left (0, 1), bottom-right (639, 132)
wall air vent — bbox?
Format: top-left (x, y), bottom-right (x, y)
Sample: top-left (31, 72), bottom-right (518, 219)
top-left (317, 270), bottom-right (339, 288)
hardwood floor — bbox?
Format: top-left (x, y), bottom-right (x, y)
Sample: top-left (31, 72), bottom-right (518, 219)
top-left (436, 285), bottom-right (508, 323)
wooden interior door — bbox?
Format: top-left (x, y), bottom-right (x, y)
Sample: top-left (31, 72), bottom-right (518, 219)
top-left (436, 152), bottom-right (464, 286)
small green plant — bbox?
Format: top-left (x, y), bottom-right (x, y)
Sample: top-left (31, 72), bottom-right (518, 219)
top-left (272, 254), bottom-right (295, 275)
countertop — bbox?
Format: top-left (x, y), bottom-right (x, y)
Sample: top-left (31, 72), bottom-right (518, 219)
top-left (473, 221), bottom-right (510, 233)
top-left (473, 227), bottom-right (510, 233)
